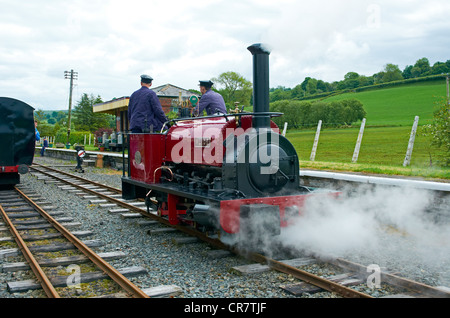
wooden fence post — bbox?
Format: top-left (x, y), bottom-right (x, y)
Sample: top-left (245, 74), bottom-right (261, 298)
top-left (310, 120), bottom-right (322, 161)
top-left (352, 118), bottom-right (366, 163)
top-left (282, 122), bottom-right (288, 137)
top-left (403, 116), bottom-right (419, 167)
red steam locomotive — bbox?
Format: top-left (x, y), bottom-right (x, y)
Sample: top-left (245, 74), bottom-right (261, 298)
top-left (122, 44), bottom-right (337, 242)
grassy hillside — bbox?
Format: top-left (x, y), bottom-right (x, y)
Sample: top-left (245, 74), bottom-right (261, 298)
top-left (278, 81), bottom-right (449, 178)
top-left (286, 126), bottom-right (449, 179)
top-left (319, 81), bottom-right (447, 126)
top-left (288, 126), bottom-right (432, 165)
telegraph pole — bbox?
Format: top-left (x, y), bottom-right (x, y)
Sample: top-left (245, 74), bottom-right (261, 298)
top-left (64, 70), bottom-right (78, 145)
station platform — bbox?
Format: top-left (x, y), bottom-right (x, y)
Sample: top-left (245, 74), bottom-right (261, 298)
top-left (300, 169), bottom-right (450, 193)
top-left (34, 147), bottom-right (127, 169)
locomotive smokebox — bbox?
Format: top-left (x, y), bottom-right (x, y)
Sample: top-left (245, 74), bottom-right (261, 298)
top-left (248, 43), bottom-right (271, 129)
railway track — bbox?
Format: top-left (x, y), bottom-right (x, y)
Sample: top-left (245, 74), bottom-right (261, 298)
top-left (0, 186), bottom-right (151, 298)
top-left (27, 163), bottom-right (450, 298)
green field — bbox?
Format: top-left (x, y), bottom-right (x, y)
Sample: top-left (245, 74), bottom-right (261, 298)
top-left (286, 126), bottom-right (449, 179)
top-left (280, 80), bottom-right (449, 179)
top-left (319, 81), bottom-right (447, 126)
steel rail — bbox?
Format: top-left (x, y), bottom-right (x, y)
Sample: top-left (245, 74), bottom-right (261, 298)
top-left (244, 252), bottom-right (372, 298)
top-left (30, 165), bottom-right (231, 249)
top-left (30, 165), bottom-right (374, 298)
top-left (31, 163), bottom-right (121, 194)
top-left (14, 187), bottom-right (149, 298)
top-left (333, 258), bottom-right (450, 298)
top-left (31, 164), bottom-right (450, 298)
top-left (0, 200), bottom-right (60, 298)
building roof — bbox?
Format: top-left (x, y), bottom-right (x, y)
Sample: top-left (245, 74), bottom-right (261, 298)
top-left (151, 84), bottom-right (195, 98)
top-left (93, 96), bottom-right (129, 115)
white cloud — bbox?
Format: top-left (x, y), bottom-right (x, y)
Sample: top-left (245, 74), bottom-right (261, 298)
top-left (0, 0), bottom-right (449, 110)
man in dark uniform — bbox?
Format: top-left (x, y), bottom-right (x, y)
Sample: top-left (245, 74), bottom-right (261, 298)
top-left (128, 74), bottom-right (168, 133)
top-left (196, 80), bottom-right (227, 116)
top-left (40, 137), bottom-right (48, 156)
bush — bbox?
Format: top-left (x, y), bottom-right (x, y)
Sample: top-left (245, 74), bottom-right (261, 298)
top-left (270, 99), bottom-right (366, 129)
top-left (421, 99), bottom-right (450, 166)
top-left (55, 130), bottom-right (92, 145)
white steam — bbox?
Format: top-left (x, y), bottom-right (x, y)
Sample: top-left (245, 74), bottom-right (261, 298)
top-left (279, 185), bottom-right (450, 283)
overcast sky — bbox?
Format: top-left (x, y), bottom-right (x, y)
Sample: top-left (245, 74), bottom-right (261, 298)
top-left (1, 0), bottom-right (449, 111)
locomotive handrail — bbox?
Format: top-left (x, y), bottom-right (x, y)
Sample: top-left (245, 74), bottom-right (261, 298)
top-left (159, 112), bottom-right (284, 133)
top-left (177, 111), bottom-right (283, 122)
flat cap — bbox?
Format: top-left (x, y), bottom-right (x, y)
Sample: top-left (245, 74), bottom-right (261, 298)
top-left (199, 80), bottom-right (213, 88)
top-left (141, 74), bottom-right (153, 83)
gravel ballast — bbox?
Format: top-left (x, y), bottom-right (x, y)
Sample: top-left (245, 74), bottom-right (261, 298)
top-left (0, 155), bottom-right (449, 298)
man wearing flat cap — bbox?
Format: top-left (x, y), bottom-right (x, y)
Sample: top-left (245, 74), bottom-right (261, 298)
top-left (196, 80), bottom-right (227, 116)
top-left (128, 74), bottom-right (168, 133)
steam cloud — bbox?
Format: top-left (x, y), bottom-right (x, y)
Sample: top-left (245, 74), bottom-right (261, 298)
top-left (279, 185), bottom-right (450, 284)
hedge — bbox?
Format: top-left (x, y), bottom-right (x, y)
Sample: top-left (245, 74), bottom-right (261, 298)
top-left (297, 74), bottom-right (447, 101)
top-left (55, 130), bottom-right (92, 145)
top-left (270, 99), bottom-right (366, 129)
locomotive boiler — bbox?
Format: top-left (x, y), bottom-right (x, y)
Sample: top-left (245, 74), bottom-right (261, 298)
top-left (0, 97), bottom-right (35, 187)
top-left (122, 43), bottom-right (336, 241)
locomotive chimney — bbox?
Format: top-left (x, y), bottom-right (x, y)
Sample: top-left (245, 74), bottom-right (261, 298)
top-left (247, 43), bottom-right (271, 129)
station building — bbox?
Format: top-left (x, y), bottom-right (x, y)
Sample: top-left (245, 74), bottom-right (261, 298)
top-left (93, 84), bottom-right (198, 133)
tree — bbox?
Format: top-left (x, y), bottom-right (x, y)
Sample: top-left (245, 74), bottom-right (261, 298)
top-left (291, 84), bottom-right (305, 99)
top-left (73, 93), bottom-right (114, 132)
top-left (344, 72), bottom-right (360, 81)
top-left (402, 65), bottom-right (413, 79)
top-left (211, 71), bottom-right (252, 108)
top-left (373, 71), bottom-right (385, 84)
top-left (340, 72), bottom-right (360, 89)
top-left (382, 64), bottom-right (403, 82)
top-left (341, 99), bottom-right (366, 125)
top-left (270, 86), bottom-right (292, 102)
top-left (431, 62), bottom-right (449, 75)
top-left (358, 75), bottom-right (374, 87)
top-left (300, 77), bottom-right (311, 91)
top-left (316, 80), bottom-right (327, 93)
top-left (412, 57), bottom-right (431, 77)
top-left (422, 99), bottom-right (450, 166)
top-left (56, 111), bottom-right (67, 124)
top-left (270, 98), bottom-right (365, 129)
top-left (305, 78), bottom-right (318, 95)
top-left (34, 109), bottom-right (45, 122)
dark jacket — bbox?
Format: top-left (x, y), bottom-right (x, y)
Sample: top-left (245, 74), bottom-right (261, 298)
top-left (197, 89), bottom-right (227, 115)
top-left (128, 86), bottom-right (168, 132)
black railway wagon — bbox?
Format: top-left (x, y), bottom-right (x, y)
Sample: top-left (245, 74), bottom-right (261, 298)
top-left (0, 97), bottom-right (36, 186)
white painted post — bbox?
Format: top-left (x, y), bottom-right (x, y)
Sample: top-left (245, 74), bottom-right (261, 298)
top-left (310, 120), bottom-right (322, 161)
top-left (282, 122), bottom-right (288, 137)
top-left (352, 118), bottom-right (366, 163)
top-left (403, 116), bottom-right (419, 167)
top-left (84, 135), bottom-right (86, 145)
top-left (89, 134), bottom-right (91, 145)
